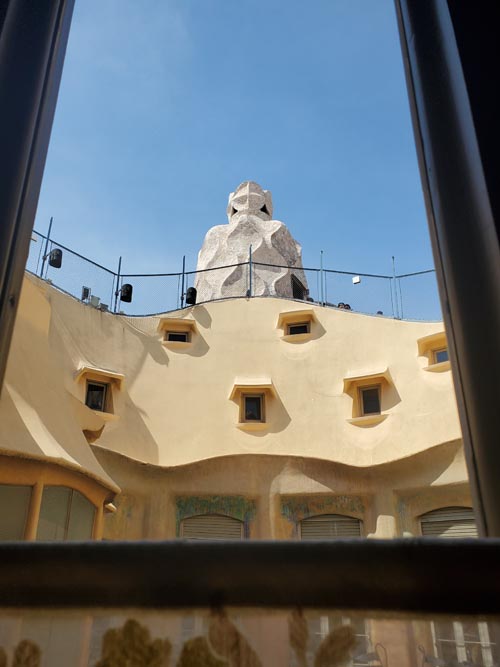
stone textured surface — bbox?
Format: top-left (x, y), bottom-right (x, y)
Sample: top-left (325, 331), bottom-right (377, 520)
top-left (194, 181), bottom-right (308, 301)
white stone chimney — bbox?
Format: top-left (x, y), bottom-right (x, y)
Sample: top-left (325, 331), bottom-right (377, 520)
top-left (194, 182), bottom-right (308, 302)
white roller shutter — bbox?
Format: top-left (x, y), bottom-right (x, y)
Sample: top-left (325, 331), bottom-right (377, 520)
top-left (300, 514), bottom-right (362, 540)
top-left (181, 514), bottom-right (244, 540)
top-left (420, 507), bottom-right (477, 538)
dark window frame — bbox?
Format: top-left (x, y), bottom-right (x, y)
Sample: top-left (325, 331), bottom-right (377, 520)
top-left (36, 486), bottom-right (96, 541)
top-left (359, 385), bottom-right (381, 416)
top-left (433, 348), bottom-right (449, 364)
top-left (1, 0), bottom-right (500, 615)
top-left (241, 393), bottom-right (265, 423)
top-left (287, 322), bottom-right (310, 336)
top-left (166, 330), bottom-right (190, 343)
top-left (85, 380), bottom-right (109, 413)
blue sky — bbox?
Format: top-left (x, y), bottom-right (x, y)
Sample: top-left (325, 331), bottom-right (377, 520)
top-left (34, 0), bottom-right (438, 317)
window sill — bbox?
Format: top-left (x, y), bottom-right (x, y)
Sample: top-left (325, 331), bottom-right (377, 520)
top-left (92, 410), bottom-right (120, 423)
top-left (347, 414), bottom-right (388, 427)
top-left (162, 340), bottom-right (192, 349)
top-left (237, 422), bottom-right (268, 432)
top-left (424, 360), bottom-right (451, 373)
top-left (281, 333), bottom-right (312, 343)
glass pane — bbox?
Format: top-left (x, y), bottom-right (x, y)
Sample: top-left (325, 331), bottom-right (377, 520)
top-left (435, 349), bottom-right (449, 363)
top-left (167, 331), bottom-right (188, 342)
top-left (288, 323), bottom-right (309, 335)
top-left (0, 484), bottom-right (32, 540)
top-left (85, 383), bottom-right (106, 411)
top-left (434, 620), bottom-right (456, 642)
top-left (37, 487), bottom-right (71, 541)
top-left (66, 491), bottom-right (95, 541)
top-left (244, 396), bottom-right (262, 421)
top-left (361, 388), bottom-right (380, 415)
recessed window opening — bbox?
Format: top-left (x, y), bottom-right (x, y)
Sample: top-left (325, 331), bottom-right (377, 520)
top-left (85, 381), bottom-right (108, 412)
top-left (287, 322), bottom-right (310, 336)
top-left (434, 348), bottom-right (449, 364)
top-left (360, 386), bottom-right (381, 416)
top-left (166, 330), bottom-right (189, 343)
top-left (242, 394), bottom-right (264, 422)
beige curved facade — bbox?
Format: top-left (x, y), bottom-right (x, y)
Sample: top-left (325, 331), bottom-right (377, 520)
top-left (0, 272), bottom-right (471, 543)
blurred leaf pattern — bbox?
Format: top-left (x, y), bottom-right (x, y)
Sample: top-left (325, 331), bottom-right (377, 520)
top-left (0, 610), bottom-right (360, 667)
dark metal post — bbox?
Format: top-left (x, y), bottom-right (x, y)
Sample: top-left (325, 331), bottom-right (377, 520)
top-left (395, 1), bottom-right (500, 535)
top-left (320, 250), bottom-right (324, 305)
top-left (248, 245), bottom-right (252, 298)
top-left (180, 255), bottom-right (186, 308)
top-left (113, 256), bottom-right (122, 313)
top-left (391, 256), bottom-right (399, 320)
top-left (39, 216), bottom-right (53, 278)
top-left (0, 0), bottom-right (75, 392)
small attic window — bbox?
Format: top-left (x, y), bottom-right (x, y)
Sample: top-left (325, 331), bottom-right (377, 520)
top-left (158, 317), bottom-right (197, 347)
top-left (417, 332), bottom-right (450, 372)
top-left (277, 309), bottom-right (316, 342)
top-left (230, 379), bottom-right (276, 431)
top-left (260, 204), bottom-right (269, 215)
top-left (75, 366), bottom-right (124, 417)
top-left (343, 369), bottom-right (392, 426)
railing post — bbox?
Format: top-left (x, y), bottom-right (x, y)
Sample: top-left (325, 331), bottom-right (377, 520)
top-left (248, 245), bottom-right (252, 298)
top-left (392, 256), bottom-right (400, 319)
top-left (39, 216), bottom-right (53, 278)
top-left (113, 256), bottom-right (122, 313)
top-left (180, 255), bottom-right (186, 308)
top-left (320, 250), bottom-right (324, 305)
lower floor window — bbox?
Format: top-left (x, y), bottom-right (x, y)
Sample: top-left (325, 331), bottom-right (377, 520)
top-left (180, 514), bottom-right (244, 540)
top-left (37, 487), bottom-right (96, 541)
top-left (300, 514), bottom-right (362, 540)
top-left (0, 484), bottom-right (32, 540)
top-left (432, 621), bottom-right (498, 667)
top-left (305, 616), bottom-right (373, 667)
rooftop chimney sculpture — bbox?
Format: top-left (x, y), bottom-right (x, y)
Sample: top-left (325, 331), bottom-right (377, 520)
top-left (194, 181), bottom-right (308, 301)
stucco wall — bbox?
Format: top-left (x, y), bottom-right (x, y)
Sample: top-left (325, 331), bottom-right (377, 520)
top-left (0, 274), bottom-right (467, 521)
top-left (0, 277), bottom-right (118, 494)
top-left (18, 273), bottom-right (462, 469)
top-left (93, 442), bottom-right (471, 541)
